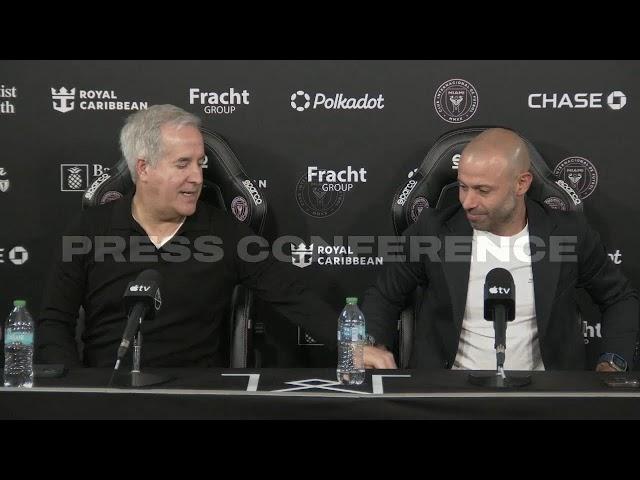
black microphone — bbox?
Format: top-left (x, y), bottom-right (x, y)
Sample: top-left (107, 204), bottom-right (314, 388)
top-left (115, 269), bottom-right (162, 368)
top-left (484, 268), bottom-right (515, 369)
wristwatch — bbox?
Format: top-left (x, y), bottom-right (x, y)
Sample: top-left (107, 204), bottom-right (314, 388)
top-left (598, 352), bottom-right (628, 372)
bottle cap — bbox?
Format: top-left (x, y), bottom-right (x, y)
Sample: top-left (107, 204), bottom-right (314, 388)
top-left (13, 300), bottom-right (26, 307)
top-left (346, 297), bottom-right (358, 305)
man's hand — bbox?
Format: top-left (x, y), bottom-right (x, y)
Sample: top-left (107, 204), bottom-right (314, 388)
top-left (595, 361), bottom-right (618, 372)
top-left (364, 345), bottom-right (397, 369)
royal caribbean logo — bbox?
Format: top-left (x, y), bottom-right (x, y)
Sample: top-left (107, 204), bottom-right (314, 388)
top-left (553, 156), bottom-right (598, 200)
top-left (52, 87), bottom-right (75, 113)
top-left (434, 79), bottom-right (479, 123)
top-left (290, 241), bottom-right (383, 268)
top-left (291, 242), bottom-right (314, 268)
top-left (51, 87), bottom-right (148, 113)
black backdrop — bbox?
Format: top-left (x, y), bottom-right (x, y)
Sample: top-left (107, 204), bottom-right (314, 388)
top-left (1, 60), bottom-right (637, 367)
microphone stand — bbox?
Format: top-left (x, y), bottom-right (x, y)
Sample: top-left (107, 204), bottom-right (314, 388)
top-left (110, 319), bottom-right (172, 388)
top-left (468, 305), bottom-right (532, 388)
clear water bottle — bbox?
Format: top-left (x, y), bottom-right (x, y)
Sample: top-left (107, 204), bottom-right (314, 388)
top-left (337, 297), bottom-right (365, 385)
top-left (4, 300), bottom-right (34, 388)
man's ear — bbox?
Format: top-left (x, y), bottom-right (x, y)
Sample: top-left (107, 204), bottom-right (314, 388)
top-left (517, 171), bottom-right (533, 196)
top-left (136, 158), bottom-right (147, 181)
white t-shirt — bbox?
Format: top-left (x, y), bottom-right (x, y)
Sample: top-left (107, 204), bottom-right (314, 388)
top-left (133, 215), bottom-right (186, 249)
top-left (453, 223), bottom-right (545, 371)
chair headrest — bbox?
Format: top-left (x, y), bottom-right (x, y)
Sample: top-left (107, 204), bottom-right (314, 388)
top-left (82, 127), bottom-right (267, 235)
top-left (391, 126), bottom-right (583, 235)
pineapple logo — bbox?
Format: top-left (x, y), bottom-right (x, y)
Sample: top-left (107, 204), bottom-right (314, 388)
top-left (60, 164), bottom-right (89, 192)
top-left (67, 168), bottom-right (83, 189)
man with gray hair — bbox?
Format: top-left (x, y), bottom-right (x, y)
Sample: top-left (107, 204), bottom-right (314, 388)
top-left (36, 104), bottom-right (337, 368)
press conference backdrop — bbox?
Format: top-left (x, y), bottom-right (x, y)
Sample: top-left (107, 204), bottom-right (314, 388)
top-left (0, 60), bottom-right (638, 368)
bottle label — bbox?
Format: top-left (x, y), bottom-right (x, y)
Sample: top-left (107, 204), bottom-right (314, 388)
top-left (351, 326), bottom-right (358, 342)
top-left (4, 331), bottom-right (33, 346)
top-left (338, 326), bottom-right (365, 342)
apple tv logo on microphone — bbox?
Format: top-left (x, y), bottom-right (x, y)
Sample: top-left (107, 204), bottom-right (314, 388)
top-left (489, 286), bottom-right (511, 295)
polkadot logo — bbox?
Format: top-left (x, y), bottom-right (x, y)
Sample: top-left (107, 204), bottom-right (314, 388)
top-left (290, 91), bottom-right (311, 111)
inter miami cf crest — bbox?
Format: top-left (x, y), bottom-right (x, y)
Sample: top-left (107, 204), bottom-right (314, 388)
top-left (554, 156), bottom-right (599, 200)
top-left (295, 174), bottom-right (345, 218)
top-left (434, 78), bottom-right (479, 123)
top-left (231, 196), bottom-right (249, 222)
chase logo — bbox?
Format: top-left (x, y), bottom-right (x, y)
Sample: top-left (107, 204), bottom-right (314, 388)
top-left (528, 91), bottom-right (627, 110)
top-left (607, 91), bottom-right (626, 110)
top-left (0, 246), bottom-right (29, 266)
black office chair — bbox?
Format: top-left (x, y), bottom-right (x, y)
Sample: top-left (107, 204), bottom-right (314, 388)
top-left (390, 126), bottom-right (583, 368)
top-left (81, 128), bottom-right (267, 368)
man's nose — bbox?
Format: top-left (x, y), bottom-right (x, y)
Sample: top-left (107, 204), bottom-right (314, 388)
top-left (189, 162), bottom-right (203, 184)
top-left (461, 190), bottom-right (478, 211)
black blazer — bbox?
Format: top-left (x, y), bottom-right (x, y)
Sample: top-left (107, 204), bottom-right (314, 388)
top-left (361, 197), bottom-right (638, 370)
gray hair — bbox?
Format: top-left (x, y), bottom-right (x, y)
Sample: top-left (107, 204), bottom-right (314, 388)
top-left (119, 104), bottom-right (202, 182)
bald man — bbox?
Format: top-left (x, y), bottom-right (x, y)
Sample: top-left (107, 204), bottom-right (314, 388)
top-left (361, 128), bottom-right (638, 372)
